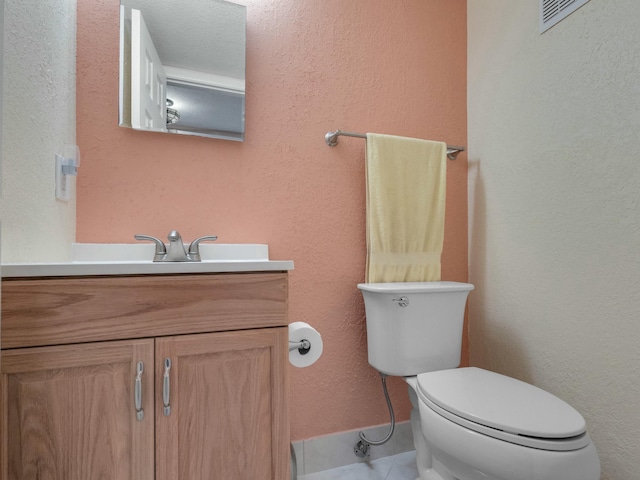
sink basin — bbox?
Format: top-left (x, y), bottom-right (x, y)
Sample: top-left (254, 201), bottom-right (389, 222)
top-left (2, 243), bottom-right (294, 277)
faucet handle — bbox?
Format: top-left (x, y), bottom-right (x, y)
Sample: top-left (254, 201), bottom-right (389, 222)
top-left (134, 234), bottom-right (167, 261)
top-left (188, 235), bottom-right (218, 261)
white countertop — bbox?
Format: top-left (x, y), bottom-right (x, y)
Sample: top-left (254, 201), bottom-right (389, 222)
top-left (2, 243), bottom-right (294, 278)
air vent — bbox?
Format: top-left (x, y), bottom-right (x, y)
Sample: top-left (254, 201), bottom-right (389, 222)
top-left (540, 0), bottom-right (591, 33)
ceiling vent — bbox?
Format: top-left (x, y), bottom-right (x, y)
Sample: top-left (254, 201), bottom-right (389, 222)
top-left (540, 0), bottom-right (591, 33)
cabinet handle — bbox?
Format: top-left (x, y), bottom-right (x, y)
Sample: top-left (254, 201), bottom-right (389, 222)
top-left (163, 358), bottom-right (172, 416)
top-left (135, 361), bottom-right (145, 421)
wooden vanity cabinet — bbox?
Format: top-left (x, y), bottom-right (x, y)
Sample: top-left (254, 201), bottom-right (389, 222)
top-left (1, 272), bottom-right (290, 480)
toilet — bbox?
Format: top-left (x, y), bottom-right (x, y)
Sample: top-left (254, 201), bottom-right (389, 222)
top-left (358, 281), bottom-right (600, 480)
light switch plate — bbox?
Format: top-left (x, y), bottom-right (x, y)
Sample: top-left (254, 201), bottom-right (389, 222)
top-left (55, 153), bottom-right (70, 201)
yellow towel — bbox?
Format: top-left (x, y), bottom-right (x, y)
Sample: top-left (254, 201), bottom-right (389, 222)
top-left (365, 133), bottom-right (447, 283)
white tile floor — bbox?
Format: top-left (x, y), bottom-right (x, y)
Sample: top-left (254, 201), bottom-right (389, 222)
top-left (298, 451), bottom-right (418, 480)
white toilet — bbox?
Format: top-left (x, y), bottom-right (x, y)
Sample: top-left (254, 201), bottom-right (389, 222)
top-left (358, 281), bottom-right (600, 480)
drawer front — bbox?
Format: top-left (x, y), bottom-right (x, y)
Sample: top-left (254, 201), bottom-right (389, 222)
top-left (2, 273), bottom-right (288, 349)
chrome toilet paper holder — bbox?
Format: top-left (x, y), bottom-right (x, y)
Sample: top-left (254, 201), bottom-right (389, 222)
top-left (289, 340), bottom-right (311, 355)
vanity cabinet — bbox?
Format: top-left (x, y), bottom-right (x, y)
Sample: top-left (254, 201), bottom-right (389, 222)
top-left (1, 272), bottom-right (290, 480)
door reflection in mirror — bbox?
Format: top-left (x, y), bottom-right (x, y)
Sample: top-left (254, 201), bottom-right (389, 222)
top-left (119, 0), bottom-right (246, 141)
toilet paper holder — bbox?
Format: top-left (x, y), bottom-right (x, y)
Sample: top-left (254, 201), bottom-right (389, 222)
top-left (288, 322), bottom-right (323, 367)
top-left (289, 339), bottom-right (311, 355)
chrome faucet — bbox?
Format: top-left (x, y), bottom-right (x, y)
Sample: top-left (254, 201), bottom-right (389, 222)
top-left (134, 230), bottom-right (218, 262)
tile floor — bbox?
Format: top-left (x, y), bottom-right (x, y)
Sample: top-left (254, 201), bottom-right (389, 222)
top-left (297, 451), bottom-right (418, 480)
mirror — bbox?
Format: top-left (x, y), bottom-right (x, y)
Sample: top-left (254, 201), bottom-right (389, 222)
top-left (118, 0), bottom-right (246, 141)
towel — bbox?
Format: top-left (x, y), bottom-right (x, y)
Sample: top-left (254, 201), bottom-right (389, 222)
top-left (365, 133), bottom-right (447, 283)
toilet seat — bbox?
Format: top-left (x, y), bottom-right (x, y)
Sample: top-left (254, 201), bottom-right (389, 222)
top-left (416, 367), bottom-right (591, 451)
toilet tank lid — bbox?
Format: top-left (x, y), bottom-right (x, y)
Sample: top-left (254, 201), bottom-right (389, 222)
top-left (357, 281), bottom-right (474, 293)
top-left (417, 367), bottom-right (587, 439)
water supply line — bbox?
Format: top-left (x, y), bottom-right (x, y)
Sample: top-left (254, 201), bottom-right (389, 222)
top-left (354, 372), bottom-right (396, 457)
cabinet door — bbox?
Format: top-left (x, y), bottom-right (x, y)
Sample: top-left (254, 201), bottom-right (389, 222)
top-left (156, 327), bottom-right (289, 480)
top-left (1, 339), bottom-right (155, 480)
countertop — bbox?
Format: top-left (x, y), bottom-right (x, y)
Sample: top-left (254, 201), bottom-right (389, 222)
top-left (2, 243), bottom-right (294, 278)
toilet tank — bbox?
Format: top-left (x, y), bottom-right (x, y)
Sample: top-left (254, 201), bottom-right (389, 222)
top-left (358, 282), bottom-right (474, 376)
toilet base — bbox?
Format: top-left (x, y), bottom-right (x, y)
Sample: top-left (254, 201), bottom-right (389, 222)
top-left (408, 382), bottom-right (456, 480)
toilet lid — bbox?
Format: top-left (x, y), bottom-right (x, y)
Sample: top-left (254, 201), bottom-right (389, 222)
top-left (417, 368), bottom-right (587, 442)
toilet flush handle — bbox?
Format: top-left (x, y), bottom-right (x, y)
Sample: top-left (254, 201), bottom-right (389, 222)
top-left (393, 297), bottom-right (409, 307)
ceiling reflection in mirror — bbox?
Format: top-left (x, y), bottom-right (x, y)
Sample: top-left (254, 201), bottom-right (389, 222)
top-left (119, 0), bottom-right (246, 141)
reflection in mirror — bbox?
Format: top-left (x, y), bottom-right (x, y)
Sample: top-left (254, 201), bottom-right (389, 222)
top-left (119, 0), bottom-right (246, 141)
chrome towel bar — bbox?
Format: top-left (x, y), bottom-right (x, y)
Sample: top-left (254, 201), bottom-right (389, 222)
top-left (324, 130), bottom-right (465, 160)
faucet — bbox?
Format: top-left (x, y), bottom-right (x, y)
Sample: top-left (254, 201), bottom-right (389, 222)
top-left (134, 230), bottom-right (218, 262)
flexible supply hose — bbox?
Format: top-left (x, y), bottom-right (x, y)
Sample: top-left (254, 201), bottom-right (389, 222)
top-left (355, 372), bottom-right (395, 456)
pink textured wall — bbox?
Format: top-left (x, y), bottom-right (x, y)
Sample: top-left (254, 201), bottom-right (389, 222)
top-left (77, 0), bottom-right (467, 440)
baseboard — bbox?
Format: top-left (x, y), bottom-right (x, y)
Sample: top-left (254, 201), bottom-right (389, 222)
top-left (291, 420), bottom-right (414, 476)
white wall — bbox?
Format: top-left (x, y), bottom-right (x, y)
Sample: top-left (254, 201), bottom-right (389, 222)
top-left (468, 1), bottom-right (640, 478)
top-left (1, 0), bottom-right (76, 263)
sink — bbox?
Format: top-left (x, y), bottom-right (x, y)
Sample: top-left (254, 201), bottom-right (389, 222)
top-left (2, 243), bottom-right (294, 277)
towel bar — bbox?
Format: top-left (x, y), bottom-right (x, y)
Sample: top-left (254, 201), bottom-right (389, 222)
top-left (324, 130), bottom-right (465, 160)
